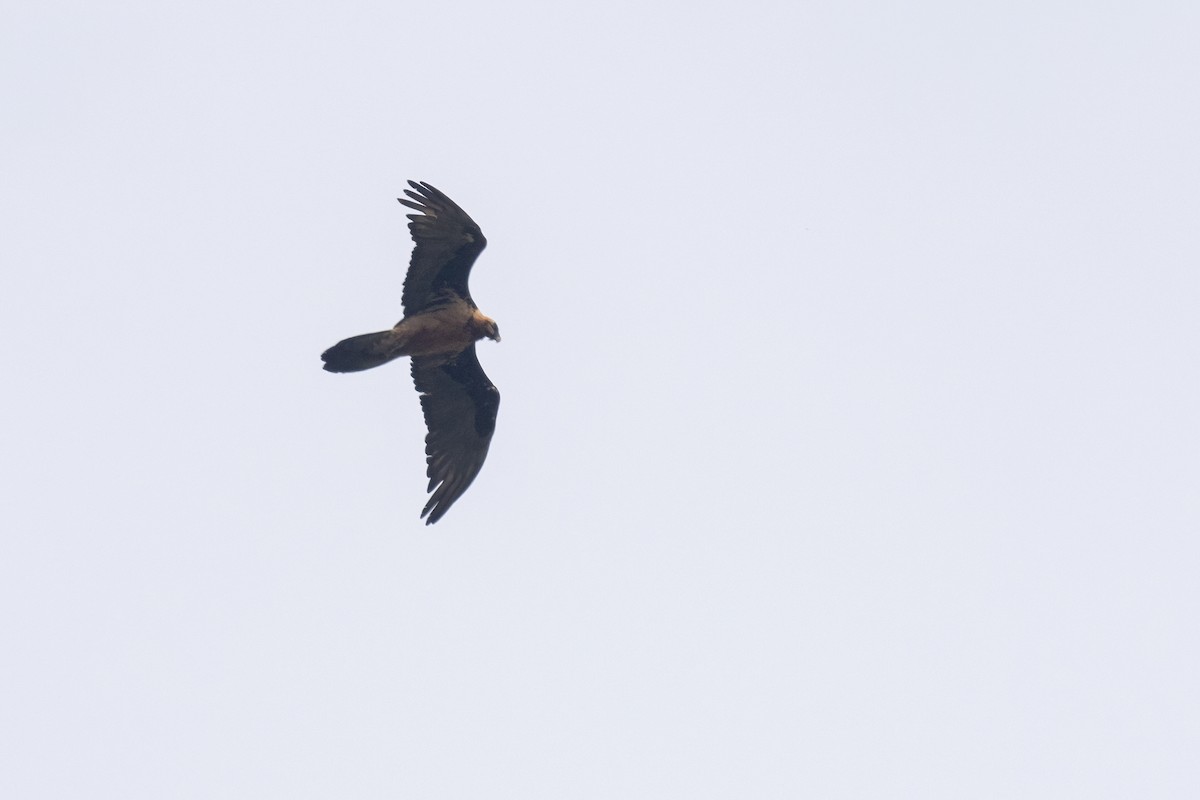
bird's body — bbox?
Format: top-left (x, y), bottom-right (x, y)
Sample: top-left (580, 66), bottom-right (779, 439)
top-left (321, 293), bottom-right (497, 369)
top-left (392, 296), bottom-right (498, 358)
top-left (321, 181), bottom-right (500, 524)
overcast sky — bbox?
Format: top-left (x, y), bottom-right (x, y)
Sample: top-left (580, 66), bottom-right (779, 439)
top-left (3, 1), bottom-right (1199, 797)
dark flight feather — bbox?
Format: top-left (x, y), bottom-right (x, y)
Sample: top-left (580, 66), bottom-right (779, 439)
top-left (398, 181), bottom-right (487, 315)
top-left (411, 345), bottom-right (500, 525)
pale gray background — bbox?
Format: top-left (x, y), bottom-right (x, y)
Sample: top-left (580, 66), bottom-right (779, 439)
top-left (3, 1), bottom-right (1198, 797)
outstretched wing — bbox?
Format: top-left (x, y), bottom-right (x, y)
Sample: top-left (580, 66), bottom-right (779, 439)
top-left (398, 181), bottom-right (487, 315)
top-left (410, 345), bottom-right (500, 524)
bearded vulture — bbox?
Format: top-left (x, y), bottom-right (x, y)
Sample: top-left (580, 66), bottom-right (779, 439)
top-left (321, 181), bottom-right (500, 525)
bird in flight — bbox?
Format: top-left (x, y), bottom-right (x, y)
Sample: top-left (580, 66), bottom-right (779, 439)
top-left (321, 181), bottom-right (501, 524)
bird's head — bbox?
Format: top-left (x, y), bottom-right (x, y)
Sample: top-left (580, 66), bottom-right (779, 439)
top-left (470, 309), bottom-right (501, 343)
top-left (472, 313), bottom-right (500, 343)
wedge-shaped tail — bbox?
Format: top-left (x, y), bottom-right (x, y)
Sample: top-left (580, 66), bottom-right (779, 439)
top-left (320, 331), bottom-right (399, 373)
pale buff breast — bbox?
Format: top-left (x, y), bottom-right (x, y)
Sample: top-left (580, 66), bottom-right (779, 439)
top-left (391, 298), bottom-right (490, 358)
